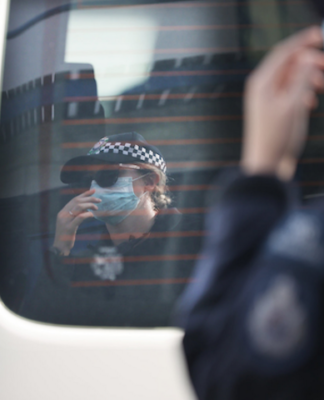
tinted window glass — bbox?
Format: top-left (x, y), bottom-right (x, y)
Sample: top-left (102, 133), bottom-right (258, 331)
top-left (0, 0), bottom-right (320, 326)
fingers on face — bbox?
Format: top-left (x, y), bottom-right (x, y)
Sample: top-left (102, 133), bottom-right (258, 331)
top-left (70, 212), bottom-right (94, 229)
top-left (75, 202), bottom-right (99, 212)
top-left (77, 196), bottom-right (102, 203)
top-left (77, 189), bottom-right (96, 198)
top-left (66, 194), bottom-right (101, 210)
top-left (60, 203), bottom-right (98, 220)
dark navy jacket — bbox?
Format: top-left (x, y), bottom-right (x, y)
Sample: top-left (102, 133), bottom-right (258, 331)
top-left (20, 209), bottom-right (203, 327)
top-left (179, 172), bottom-right (324, 400)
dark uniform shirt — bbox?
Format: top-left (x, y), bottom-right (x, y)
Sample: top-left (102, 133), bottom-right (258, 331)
top-left (20, 209), bottom-right (203, 327)
top-left (179, 171), bottom-right (324, 400)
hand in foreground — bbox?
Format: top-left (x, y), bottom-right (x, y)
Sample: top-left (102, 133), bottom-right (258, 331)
top-left (53, 189), bottom-right (101, 256)
top-left (241, 27), bottom-right (324, 180)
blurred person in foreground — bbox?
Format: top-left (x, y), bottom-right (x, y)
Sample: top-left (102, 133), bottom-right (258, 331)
top-left (21, 132), bottom-right (202, 327)
top-left (179, 27), bottom-right (324, 400)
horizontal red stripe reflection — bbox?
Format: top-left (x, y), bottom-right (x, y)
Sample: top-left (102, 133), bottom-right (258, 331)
top-left (71, 277), bottom-right (195, 288)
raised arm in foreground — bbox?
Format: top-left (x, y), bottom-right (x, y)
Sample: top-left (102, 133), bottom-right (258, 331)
top-left (180, 27), bottom-right (324, 400)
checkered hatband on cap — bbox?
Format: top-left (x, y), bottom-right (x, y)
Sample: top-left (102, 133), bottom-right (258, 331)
top-left (88, 138), bottom-right (167, 173)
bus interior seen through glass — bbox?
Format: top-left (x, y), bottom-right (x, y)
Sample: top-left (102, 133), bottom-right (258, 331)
top-left (0, 0), bottom-right (322, 326)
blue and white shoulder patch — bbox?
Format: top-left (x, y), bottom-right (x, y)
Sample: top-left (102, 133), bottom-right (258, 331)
top-left (246, 274), bottom-right (308, 359)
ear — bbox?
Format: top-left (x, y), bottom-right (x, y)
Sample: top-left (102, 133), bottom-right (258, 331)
top-left (144, 172), bottom-right (160, 192)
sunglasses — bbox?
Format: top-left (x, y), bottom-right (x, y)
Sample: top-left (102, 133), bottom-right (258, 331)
top-left (80, 164), bottom-right (147, 188)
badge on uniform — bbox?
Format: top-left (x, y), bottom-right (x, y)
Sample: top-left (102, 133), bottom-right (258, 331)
top-left (246, 274), bottom-right (308, 359)
top-left (90, 246), bottom-right (123, 280)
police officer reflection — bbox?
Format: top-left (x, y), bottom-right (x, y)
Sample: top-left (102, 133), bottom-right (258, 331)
top-left (54, 132), bottom-right (170, 267)
top-left (21, 132), bottom-right (202, 327)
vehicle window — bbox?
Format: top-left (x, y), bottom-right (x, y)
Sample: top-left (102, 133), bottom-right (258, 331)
top-left (0, 0), bottom-right (320, 327)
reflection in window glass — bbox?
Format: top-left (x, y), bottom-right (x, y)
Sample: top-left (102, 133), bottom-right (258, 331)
top-left (0, 0), bottom-right (320, 327)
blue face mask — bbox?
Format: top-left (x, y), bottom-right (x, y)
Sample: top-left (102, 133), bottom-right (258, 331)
top-left (89, 176), bottom-right (144, 226)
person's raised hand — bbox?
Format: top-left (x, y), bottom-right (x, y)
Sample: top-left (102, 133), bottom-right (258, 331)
top-left (241, 27), bottom-right (324, 180)
top-left (53, 189), bottom-right (101, 256)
